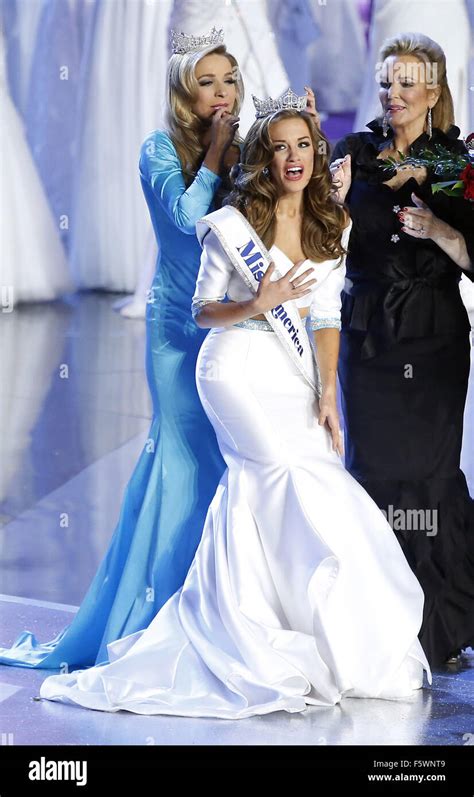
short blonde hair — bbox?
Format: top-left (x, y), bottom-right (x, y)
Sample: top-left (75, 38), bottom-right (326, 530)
top-left (378, 32), bottom-right (454, 133)
top-left (166, 44), bottom-right (244, 180)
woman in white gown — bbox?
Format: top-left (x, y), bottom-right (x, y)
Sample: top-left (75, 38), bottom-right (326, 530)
top-left (39, 101), bottom-right (431, 719)
top-left (0, 22), bottom-right (72, 307)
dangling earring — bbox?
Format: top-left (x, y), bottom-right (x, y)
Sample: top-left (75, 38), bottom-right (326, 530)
top-left (427, 107), bottom-right (432, 139)
top-left (382, 113), bottom-right (389, 137)
top-left (262, 167), bottom-right (269, 177)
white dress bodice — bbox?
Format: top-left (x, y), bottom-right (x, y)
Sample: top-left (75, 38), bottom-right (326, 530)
top-left (192, 221), bottom-right (352, 328)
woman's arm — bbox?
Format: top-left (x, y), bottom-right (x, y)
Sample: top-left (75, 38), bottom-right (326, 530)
top-left (313, 328), bottom-right (340, 394)
top-left (309, 233), bottom-right (349, 455)
top-left (139, 131), bottom-right (222, 235)
top-left (313, 327), bottom-right (343, 456)
top-left (435, 189), bottom-right (474, 279)
top-left (192, 229), bottom-right (256, 327)
top-left (308, 224), bottom-right (349, 341)
top-left (194, 297), bottom-right (260, 328)
top-left (402, 192), bottom-right (474, 277)
top-left (431, 220), bottom-right (472, 273)
top-left (330, 135), bottom-right (358, 205)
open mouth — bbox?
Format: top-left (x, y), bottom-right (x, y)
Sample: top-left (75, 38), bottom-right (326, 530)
top-left (285, 166), bottom-right (304, 180)
top-left (387, 106), bottom-right (406, 112)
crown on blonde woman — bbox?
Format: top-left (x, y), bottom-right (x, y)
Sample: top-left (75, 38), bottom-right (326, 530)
top-left (170, 27), bottom-right (225, 55)
top-left (252, 88), bottom-right (308, 119)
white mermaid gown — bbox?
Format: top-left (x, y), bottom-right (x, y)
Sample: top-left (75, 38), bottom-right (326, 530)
top-left (39, 243), bottom-right (431, 719)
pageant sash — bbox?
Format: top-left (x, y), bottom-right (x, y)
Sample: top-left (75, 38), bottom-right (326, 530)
top-left (196, 205), bottom-right (321, 395)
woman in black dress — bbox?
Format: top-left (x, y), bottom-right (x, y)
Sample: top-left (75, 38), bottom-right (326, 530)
top-left (330, 32), bottom-right (474, 668)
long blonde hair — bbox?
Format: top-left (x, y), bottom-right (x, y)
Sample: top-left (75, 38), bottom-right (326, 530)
top-left (227, 110), bottom-right (348, 263)
top-left (378, 32), bottom-right (454, 133)
top-left (166, 44), bottom-right (244, 183)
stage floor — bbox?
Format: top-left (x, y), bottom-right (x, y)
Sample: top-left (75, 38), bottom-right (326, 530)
top-left (0, 595), bottom-right (473, 746)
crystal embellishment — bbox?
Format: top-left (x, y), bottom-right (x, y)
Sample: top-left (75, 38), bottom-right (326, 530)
top-left (309, 317), bottom-right (342, 331)
top-left (171, 27), bottom-right (224, 55)
top-left (252, 88), bottom-right (308, 119)
top-left (391, 234), bottom-right (400, 243)
top-left (191, 297), bottom-right (223, 319)
top-left (234, 319), bottom-right (275, 331)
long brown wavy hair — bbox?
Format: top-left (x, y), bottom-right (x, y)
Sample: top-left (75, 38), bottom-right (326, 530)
top-left (226, 110), bottom-right (349, 263)
top-left (166, 44), bottom-right (244, 190)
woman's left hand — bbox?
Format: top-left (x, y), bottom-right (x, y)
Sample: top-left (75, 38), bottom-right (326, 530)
top-left (304, 86), bottom-right (321, 128)
top-left (318, 390), bottom-right (343, 456)
top-left (399, 193), bottom-right (442, 240)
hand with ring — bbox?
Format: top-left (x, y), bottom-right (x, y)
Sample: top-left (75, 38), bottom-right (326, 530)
top-left (252, 260), bottom-right (317, 315)
top-left (398, 192), bottom-right (439, 240)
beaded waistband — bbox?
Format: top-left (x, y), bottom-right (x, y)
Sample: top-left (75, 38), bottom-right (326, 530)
top-left (233, 318), bottom-right (275, 332)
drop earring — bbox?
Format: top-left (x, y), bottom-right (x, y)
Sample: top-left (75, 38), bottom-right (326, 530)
top-left (262, 167), bottom-right (269, 177)
top-left (382, 113), bottom-right (389, 138)
top-left (427, 107), bottom-right (432, 139)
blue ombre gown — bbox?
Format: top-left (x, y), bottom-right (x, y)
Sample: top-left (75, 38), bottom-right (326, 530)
top-left (0, 130), bottom-right (226, 669)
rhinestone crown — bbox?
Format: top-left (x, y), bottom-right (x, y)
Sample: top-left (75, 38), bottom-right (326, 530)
top-left (252, 88), bottom-right (307, 119)
top-left (171, 26), bottom-right (224, 55)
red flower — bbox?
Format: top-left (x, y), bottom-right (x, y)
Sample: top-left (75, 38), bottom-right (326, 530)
top-left (459, 163), bottom-right (474, 201)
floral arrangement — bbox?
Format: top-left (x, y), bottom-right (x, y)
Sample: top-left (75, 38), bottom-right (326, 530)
top-left (381, 133), bottom-right (474, 201)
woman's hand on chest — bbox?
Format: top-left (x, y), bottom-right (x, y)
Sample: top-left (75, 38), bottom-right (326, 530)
top-left (376, 149), bottom-right (428, 191)
top-left (382, 165), bottom-right (428, 191)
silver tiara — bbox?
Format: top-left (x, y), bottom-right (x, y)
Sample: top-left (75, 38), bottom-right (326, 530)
top-left (170, 27), bottom-right (225, 55)
top-left (252, 88), bottom-right (307, 119)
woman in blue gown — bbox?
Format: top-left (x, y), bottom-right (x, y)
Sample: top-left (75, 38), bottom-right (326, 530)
top-left (0, 31), bottom-right (244, 670)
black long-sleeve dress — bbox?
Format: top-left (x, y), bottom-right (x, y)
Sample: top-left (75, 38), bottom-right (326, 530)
top-left (331, 119), bottom-right (474, 667)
